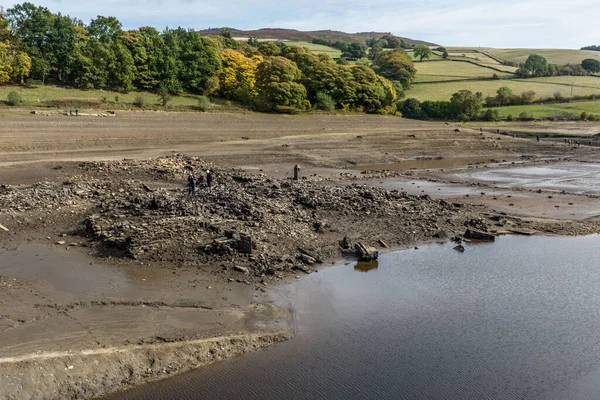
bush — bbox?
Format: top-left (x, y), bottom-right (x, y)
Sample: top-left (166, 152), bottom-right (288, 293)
top-left (114, 95), bottom-right (120, 103)
top-left (157, 85), bottom-right (172, 107)
top-left (588, 114), bottom-right (599, 121)
top-left (399, 98), bottom-right (423, 119)
top-left (506, 114), bottom-right (514, 121)
top-left (6, 91), bottom-right (22, 106)
top-left (133, 95), bottom-right (146, 108)
top-left (581, 111), bottom-right (590, 120)
top-left (198, 95), bottom-right (212, 112)
top-left (554, 92), bottom-right (563, 100)
top-left (519, 112), bottom-right (531, 121)
top-left (314, 92), bottom-right (335, 111)
top-left (24, 78), bottom-right (43, 87)
top-left (458, 113), bottom-right (470, 122)
top-left (481, 108), bottom-right (500, 122)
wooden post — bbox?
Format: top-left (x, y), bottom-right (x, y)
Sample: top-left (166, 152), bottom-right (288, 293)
top-left (293, 165), bottom-right (300, 181)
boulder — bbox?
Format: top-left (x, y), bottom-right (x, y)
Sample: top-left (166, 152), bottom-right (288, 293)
top-left (464, 229), bottom-right (495, 242)
top-left (355, 242), bottom-right (379, 261)
top-left (238, 234), bottom-right (252, 254)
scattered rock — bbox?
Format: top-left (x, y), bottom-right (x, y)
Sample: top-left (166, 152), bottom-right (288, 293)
top-left (355, 242), bottom-right (378, 261)
top-left (464, 229), bottom-right (495, 242)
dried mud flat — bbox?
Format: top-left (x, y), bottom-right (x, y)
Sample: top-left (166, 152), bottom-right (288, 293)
top-left (1, 111), bottom-right (600, 399)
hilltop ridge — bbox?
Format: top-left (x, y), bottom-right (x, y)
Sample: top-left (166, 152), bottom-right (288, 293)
top-left (197, 27), bottom-right (437, 46)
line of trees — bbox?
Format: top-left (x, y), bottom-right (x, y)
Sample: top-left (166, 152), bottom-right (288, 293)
top-left (581, 45), bottom-right (600, 52)
top-left (1, 3), bottom-right (420, 113)
top-left (513, 54), bottom-right (597, 78)
top-left (399, 90), bottom-right (487, 121)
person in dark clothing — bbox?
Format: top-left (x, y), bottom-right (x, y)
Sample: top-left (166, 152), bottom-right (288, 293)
top-left (206, 170), bottom-right (213, 188)
top-left (187, 172), bottom-right (197, 195)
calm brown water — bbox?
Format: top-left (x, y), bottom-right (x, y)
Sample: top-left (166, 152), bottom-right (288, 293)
top-left (110, 235), bottom-right (600, 400)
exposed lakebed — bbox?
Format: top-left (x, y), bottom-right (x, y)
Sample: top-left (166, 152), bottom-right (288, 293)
top-left (111, 235), bottom-right (600, 400)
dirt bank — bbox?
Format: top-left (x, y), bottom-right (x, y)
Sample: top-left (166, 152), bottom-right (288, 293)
top-left (0, 332), bottom-right (291, 400)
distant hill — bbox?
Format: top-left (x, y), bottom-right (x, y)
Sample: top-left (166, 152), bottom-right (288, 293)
top-left (197, 27), bottom-right (437, 46)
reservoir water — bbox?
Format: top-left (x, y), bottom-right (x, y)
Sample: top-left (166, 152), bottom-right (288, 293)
top-left (111, 235), bottom-right (600, 400)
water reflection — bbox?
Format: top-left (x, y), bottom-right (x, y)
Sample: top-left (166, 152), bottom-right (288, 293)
top-left (110, 235), bottom-right (600, 400)
top-left (354, 260), bottom-right (379, 273)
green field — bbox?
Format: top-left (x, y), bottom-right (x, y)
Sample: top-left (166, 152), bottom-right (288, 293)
top-left (406, 76), bottom-right (600, 102)
top-left (283, 41), bottom-right (342, 58)
top-left (0, 85), bottom-right (200, 107)
top-left (448, 47), bottom-right (600, 66)
top-left (446, 52), bottom-right (500, 65)
top-left (491, 100), bottom-right (600, 119)
top-left (414, 61), bottom-right (513, 83)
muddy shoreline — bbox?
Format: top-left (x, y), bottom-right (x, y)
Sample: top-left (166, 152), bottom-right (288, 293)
top-left (1, 112), bottom-right (599, 399)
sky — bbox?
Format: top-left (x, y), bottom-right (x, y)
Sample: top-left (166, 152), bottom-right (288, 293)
top-left (2, 0), bottom-right (598, 48)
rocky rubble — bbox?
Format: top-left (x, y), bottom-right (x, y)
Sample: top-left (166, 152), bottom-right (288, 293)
top-left (1, 155), bottom-right (495, 282)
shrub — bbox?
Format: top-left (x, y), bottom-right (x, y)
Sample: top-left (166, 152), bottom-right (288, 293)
top-left (6, 91), bottom-right (22, 106)
top-left (198, 95), bottom-right (212, 112)
top-left (519, 112), bottom-right (530, 121)
top-left (481, 108), bottom-right (500, 122)
top-left (24, 78), bottom-right (43, 87)
top-left (133, 95), bottom-right (145, 108)
top-left (588, 114), bottom-right (599, 121)
top-left (554, 91), bottom-right (563, 100)
top-left (157, 85), bottom-right (172, 107)
top-left (399, 98), bottom-right (423, 119)
top-left (581, 111), bottom-right (590, 120)
top-left (458, 113), bottom-right (470, 122)
top-left (114, 95), bottom-right (120, 103)
top-left (506, 114), bottom-right (514, 121)
top-left (314, 92), bottom-right (335, 111)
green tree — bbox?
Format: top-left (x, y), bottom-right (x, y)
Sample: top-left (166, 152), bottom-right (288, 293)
top-left (258, 42), bottom-right (281, 57)
top-left (172, 29), bottom-right (221, 93)
top-left (6, 2), bottom-right (55, 82)
top-left (247, 37), bottom-right (259, 47)
top-left (0, 10), bottom-right (10, 42)
top-left (582, 58), bottom-right (600, 73)
top-left (450, 90), bottom-right (482, 118)
top-left (341, 42), bottom-right (367, 60)
top-left (524, 54), bottom-right (548, 77)
top-left (400, 98), bottom-right (422, 119)
top-left (413, 45), bottom-right (432, 61)
top-left (254, 56), bottom-right (310, 111)
top-left (122, 27), bottom-right (165, 91)
top-left (372, 48), bottom-right (416, 90)
top-left (442, 50), bottom-right (449, 59)
top-left (496, 86), bottom-right (513, 106)
top-left (380, 34), bottom-right (401, 49)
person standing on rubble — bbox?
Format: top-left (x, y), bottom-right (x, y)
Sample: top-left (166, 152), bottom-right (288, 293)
top-left (206, 170), bottom-right (213, 189)
top-left (187, 172), bottom-right (197, 196)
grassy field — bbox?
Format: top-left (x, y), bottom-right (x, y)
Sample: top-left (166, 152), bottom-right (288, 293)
top-left (406, 76), bottom-right (600, 102)
top-left (491, 101), bottom-right (600, 119)
top-left (446, 52), bottom-right (500, 65)
top-left (0, 85), bottom-right (200, 107)
top-left (283, 41), bottom-right (342, 58)
top-left (414, 61), bottom-right (513, 83)
top-left (448, 47), bottom-right (600, 65)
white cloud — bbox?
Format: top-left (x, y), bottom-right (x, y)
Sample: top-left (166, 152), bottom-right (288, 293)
top-left (2, 0), bottom-right (598, 48)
